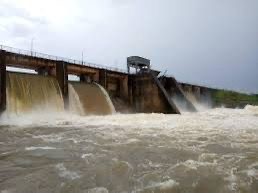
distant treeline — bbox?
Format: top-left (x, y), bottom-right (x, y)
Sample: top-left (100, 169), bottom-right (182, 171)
top-left (211, 90), bottom-right (258, 108)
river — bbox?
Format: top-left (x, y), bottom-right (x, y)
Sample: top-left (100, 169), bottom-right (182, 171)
top-left (0, 106), bottom-right (258, 193)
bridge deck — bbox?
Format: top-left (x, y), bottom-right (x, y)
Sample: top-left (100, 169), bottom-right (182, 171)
top-left (1, 45), bottom-right (127, 77)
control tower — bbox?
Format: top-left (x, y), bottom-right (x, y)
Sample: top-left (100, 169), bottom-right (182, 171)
top-left (127, 56), bottom-right (150, 74)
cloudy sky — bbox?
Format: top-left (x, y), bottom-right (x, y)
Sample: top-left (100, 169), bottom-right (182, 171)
top-left (0, 0), bottom-right (257, 93)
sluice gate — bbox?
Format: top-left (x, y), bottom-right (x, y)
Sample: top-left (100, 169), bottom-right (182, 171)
top-left (150, 73), bottom-right (181, 114)
top-left (160, 76), bottom-right (197, 112)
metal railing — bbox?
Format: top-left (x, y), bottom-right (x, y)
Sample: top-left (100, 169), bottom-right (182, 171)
top-left (0, 44), bottom-right (127, 73)
top-left (160, 73), bottom-right (224, 91)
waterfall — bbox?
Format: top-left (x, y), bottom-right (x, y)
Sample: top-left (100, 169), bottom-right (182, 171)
top-left (6, 72), bottom-right (64, 114)
top-left (5, 72), bottom-right (115, 116)
top-left (68, 82), bottom-right (115, 115)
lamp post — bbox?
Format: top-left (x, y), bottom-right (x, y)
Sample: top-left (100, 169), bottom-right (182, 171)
top-left (31, 38), bottom-right (35, 56)
top-left (82, 51), bottom-right (84, 65)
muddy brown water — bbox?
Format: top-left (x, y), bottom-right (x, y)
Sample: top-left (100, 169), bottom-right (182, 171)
top-left (0, 106), bottom-right (258, 193)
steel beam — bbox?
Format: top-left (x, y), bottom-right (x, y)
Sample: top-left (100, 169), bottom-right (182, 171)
top-left (99, 69), bottom-right (107, 89)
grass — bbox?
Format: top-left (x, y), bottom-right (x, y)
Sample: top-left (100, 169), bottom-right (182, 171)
top-left (212, 90), bottom-right (258, 108)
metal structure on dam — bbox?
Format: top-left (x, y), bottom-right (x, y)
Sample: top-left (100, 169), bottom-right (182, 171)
top-left (0, 45), bottom-right (220, 115)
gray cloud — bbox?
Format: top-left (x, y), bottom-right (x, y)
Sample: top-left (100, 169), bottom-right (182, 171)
top-left (0, 2), bottom-right (47, 25)
top-left (0, 0), bottom-right (257, 93)
top-left (110, 0), bottom-right (135, 6)
top-left (0, 1), bottom-right (48, 40)
top-left (8, 22), bottom-right (33, 37)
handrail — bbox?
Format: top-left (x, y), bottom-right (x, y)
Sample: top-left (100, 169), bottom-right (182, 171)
top-left (164, 74), bottom-right (255, 94)
top-left (164, 74), bottom-right (222, 91)
top-left (0, 44), bottom-right (127, 73)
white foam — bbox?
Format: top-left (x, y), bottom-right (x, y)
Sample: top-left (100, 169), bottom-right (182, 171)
top-left (81, 153), bottom-right (94, 159)
top-left (247, 162), bottom-right (258, 179)
top-left (32, 135), bottom-right (63, 143)
top-left (225, 168), bottom-right (238, 191)
top-left (245, 105), bottom-right (258, 115)
top-left (55, 163), bottom-right (80, 180)
top-left (25, 146), bottom-right (57, 151)
top-left (247, 169), bottom-right (258, 178)
top-left (87, 187), bottom-right (109, 193)
top-left (159, 179), bottom-right (179, 190)
top-left (147, 179), bottom-right (179, 190)
top-left (172, 159), bottom-right (217, 171)
top-left (1, 106), bottom-right (258, 132)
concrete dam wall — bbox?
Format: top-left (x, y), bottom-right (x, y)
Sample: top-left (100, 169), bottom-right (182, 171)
top-left (0, 47), bottom-right (256, 115)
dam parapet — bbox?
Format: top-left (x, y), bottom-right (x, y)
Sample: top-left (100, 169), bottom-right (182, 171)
top-left (0, 45), bottom-right (257, 115)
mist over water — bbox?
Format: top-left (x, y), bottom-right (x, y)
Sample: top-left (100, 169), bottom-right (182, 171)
top-left (172, 93), bottom-right (212, 113)
top-left (0, 106), bottom-right (258, 193)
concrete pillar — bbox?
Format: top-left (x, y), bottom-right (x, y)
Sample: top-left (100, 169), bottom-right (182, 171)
top-left (128, 75), bottom-right (133, 105)
top-left (119, 76), bottom-right (128, 100)
top-left (80, 74), bottom-right (86, 82)
top-left (56, 61), bottom-right (68, 108)
top-left (0, 50), bottom-right (6, 113)
top-left (37, 67), bottom-right (50, 76)
top-left (92, 72), bottom-right (99, 82)
top-left (80, 74), bottom-right (91, 83)
top-left (99, 69), bottom-right (107, 88)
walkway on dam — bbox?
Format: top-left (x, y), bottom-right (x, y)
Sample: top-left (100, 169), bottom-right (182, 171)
top-left (0, 44), bottom-right (127, 74)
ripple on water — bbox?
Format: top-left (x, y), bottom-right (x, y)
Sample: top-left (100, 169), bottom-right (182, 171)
top-left (0, 106), bottom-right (258, 192)
top-left (55, 163), bottom-right (81, 180)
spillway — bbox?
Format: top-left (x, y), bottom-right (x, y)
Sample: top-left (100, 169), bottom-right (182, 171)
top-left (6, 72), bottom-right (64, 114)
top-left (4, 72), bottom-right (115, 116)
top-left (68, 82), bottom-right (115, 115)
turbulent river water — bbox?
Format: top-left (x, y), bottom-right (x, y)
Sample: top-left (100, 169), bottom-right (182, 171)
top-left (0, 106), bottom-right (258, 193)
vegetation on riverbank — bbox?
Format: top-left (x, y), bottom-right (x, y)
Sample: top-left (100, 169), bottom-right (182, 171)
top-left (212, 90), bottom-right (258, 108)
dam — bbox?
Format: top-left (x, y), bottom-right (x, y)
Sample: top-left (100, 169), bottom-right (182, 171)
top-left (0, 46), bottom-right (190, 115)
top-left (2, 45), bottom-right (254, 115)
